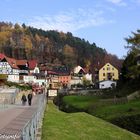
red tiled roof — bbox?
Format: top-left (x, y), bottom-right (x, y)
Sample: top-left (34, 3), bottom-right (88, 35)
top-left (0, 53), bottom-right (28, 69)
top-left (28, 60), bottom-right (37, 70)
top-left (0, 53), bottom-right (6, 60)
top-left (16, 60), bottom-right (27, 65)
top-left (0, 54), bottom-right (18, 69)
top-left (6, 57), bottom-right (19, 69)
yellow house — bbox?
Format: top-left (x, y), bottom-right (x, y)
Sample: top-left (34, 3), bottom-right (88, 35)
top-left (99, 63), bottom-right (119, 81)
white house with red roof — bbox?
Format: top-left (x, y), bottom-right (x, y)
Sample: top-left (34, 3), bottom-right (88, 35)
top-left (0, 54), bottom-right (19, 75)
top-left (0, 53), bottom-right (49, 86)
top-left (0, 53), bottom-right (40, 84)
top-left (70, 65), bottom-right (92, 86)
top-left (0, 53), bottom-right (19, 82)
top-left (22, 60), bottom-right (41, 84)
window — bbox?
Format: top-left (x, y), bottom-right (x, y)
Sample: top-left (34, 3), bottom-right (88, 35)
top-left (107, 67), bottom-right (110, 70)
top-left (103, 68), bottom-right (105, 70)
top-left (103, 73), bottom-right (105, 76)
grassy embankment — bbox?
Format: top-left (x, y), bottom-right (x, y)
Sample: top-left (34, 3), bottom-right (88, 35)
top-left (61, 95), bottom-right (140, 135)
top-left (62, 95), bottom-right (140, 120)
top-left (41, 101), bottom-right (140, 140)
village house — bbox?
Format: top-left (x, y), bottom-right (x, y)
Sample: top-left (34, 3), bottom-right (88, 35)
top-left (73, 65), bottom-right (86, 76)
top-left (16, 60), bottom-right (29, 83)
top-left (99, 63), bottom-right (119, 81)
top-left (0, 53), bottom-right (45, 85)
top-left (98, 63), bottom-right (119, 89)
top-left (70, 66), bottom-right (85, 87)
top-left (47, 70), bottom-right (59, 89)
top-left (83, 68), bottom-right (92, 83)
top-left (53, 66), bottom-right (71, 88)
top-left (70, 65), bottom-right (93, 88)
top-left (23, 60), bottom-right (40, 84)
top-left (0, 54), bottom-right (19, 83)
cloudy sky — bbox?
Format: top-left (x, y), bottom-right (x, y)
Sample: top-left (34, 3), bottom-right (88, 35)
top-left (0, 0), bottom-right (140, 58)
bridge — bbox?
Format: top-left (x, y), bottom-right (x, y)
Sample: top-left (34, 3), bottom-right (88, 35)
top-left (0, 88), bottom-right (47, 140)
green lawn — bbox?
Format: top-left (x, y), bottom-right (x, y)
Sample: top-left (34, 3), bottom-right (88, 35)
top-left (91, 100), bottom-right (140, 120)
top-left (41, 101), bottom-right (140, 140)
top-left (62, 95), bottom-right (140, 120)
top-left (63, 95), bottom-right (99, 110)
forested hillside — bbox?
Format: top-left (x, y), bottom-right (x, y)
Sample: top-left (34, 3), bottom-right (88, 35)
top-left (0, 22), bottom-right (122, 70)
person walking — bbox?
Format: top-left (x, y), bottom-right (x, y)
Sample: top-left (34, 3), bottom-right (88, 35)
top-left (21, 94), bottom-right (27, 106)
top-left (27, 92), bottom-right (33, 106)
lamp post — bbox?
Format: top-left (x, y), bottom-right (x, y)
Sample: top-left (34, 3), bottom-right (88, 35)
top-left (45, 70), bottom-right (48, 103)
top-left (45, 70), bottom-right (47, 85)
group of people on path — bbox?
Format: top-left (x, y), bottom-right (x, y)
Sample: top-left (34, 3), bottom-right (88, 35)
top-left (21, 92), bottom-right (33, 106)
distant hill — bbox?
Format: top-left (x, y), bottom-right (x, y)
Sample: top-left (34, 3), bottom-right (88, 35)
top-left (0, 22), bottom-right (122, 71)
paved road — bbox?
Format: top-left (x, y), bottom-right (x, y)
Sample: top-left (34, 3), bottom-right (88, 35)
top-left (0, 94), bottom-right (41, 140)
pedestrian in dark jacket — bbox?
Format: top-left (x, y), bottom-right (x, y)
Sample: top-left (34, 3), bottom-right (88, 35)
top-left (27, 92), bottom-right (33, 106)
top-left (21, 94), bottom-right (27, 106)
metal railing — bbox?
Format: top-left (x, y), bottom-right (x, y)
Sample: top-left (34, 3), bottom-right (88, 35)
top-left (22, 94), bottom-right (47, 140)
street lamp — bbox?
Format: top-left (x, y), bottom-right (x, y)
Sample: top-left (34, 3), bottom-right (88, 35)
top-left (45, 70), bottom-right (48, 103)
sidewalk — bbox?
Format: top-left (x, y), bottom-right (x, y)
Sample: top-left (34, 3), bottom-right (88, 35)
top-left (0, 94), bottom-right (40, 140)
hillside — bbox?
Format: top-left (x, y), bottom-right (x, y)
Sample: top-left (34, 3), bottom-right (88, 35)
top-left (0, 22), bottom-right (122, 70)
top-left (41, 101), bottom-right (140, 140)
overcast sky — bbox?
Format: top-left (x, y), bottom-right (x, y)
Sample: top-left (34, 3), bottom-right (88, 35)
top-left (0, 0), bottom-right (140, 58)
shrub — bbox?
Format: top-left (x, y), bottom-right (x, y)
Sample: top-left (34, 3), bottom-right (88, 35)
top-left (111, 114), bottom-right (140, 135)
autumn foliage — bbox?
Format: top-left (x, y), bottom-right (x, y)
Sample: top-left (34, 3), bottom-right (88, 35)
top-left (0, 22), bottom-right (122, 71)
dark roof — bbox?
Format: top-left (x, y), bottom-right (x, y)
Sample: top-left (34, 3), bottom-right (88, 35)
top-left (53, 66), bottom-right (70, 76)
top-left (48, 70), bottom-right (58, 75)
top-left (18, 65), bottom-right (28, 70)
